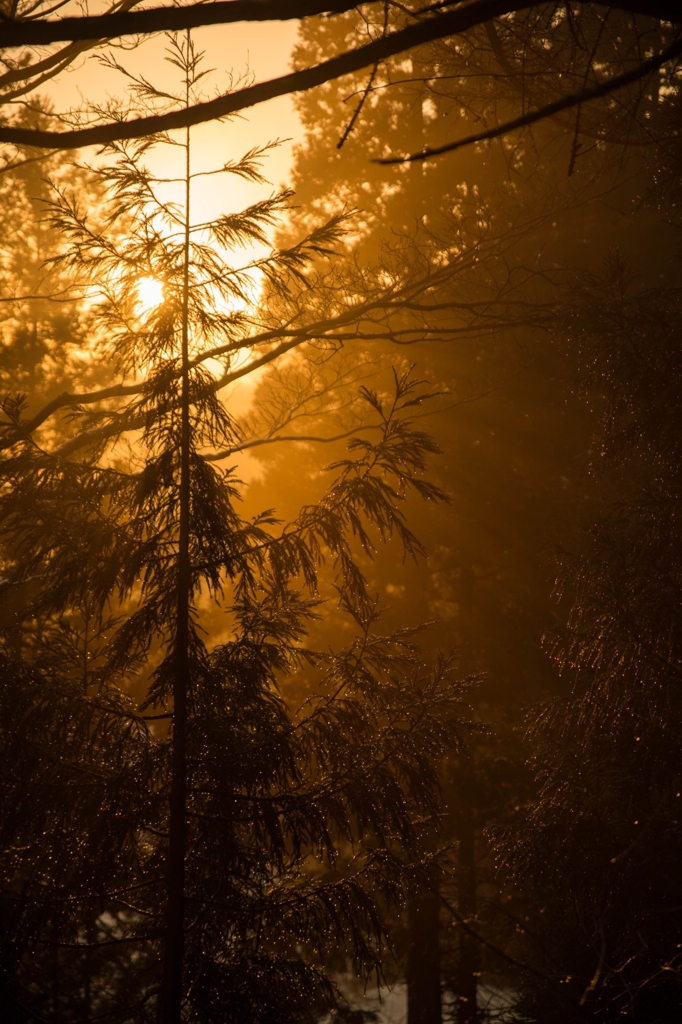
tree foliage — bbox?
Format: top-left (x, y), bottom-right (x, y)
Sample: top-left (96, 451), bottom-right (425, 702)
top-left (281, 6), bottom-right (682, 1022)
top-left (496, 261), bottom-right (682, 1022)
top-left (0, 36), bottom-right (475, 1021)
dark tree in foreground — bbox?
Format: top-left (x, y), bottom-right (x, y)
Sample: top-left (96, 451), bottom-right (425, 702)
top-left (0, 37), bottom-right (474, 1023)
top-left (496, 261), bottom-right (682, 1022)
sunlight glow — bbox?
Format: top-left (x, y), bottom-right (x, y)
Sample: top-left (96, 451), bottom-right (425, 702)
top-left (136, 276), bottom-right (164, 315)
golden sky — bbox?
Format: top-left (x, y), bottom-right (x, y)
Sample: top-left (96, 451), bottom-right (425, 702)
top-left (45, 18), bottom-right (303, 222)
top-left (29, 14), bottom-right (308, 483)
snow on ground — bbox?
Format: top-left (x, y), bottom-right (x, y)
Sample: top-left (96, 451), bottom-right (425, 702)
top-left (324, 978), bottom-right (517, 1023)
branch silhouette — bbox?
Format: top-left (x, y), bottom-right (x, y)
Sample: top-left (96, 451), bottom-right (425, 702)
top-left (1, 1), bottom-right (679, 149)
top-left (0, 0), bottom-right (356, 47)
top-left (0, 0), bottom-right (143, 98)
top-left (377, 35), bottom-right (682, 164)
top-left (1, 0), bottom-right (678, 49)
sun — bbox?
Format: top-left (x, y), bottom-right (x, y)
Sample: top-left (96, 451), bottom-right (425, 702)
top-left (136, 276), bottom-right (164, 314)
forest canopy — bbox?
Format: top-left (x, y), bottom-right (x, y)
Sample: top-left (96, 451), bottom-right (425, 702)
top-left (1, 3), bottom-right (682, 1024)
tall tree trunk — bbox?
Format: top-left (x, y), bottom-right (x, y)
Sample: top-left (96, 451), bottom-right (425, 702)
top-left (407, 862), bottom-right (442, 1024)
top-left (158, 105), bottom-right (192, 1024)
top-left (456, 561), bottom-right (478, 1024)
top-left (456, 787), bottom-right (478, 1024)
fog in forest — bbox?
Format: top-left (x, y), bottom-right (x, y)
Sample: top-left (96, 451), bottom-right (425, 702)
top-left (0, 4), bottom-right (681, 1022)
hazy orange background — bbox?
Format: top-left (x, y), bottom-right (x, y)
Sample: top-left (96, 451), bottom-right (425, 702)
top-left (43, 17), bottom-right (303, 221)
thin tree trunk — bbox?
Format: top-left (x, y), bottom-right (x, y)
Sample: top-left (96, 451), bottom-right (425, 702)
top-left (407, 862), bottom-right (442, 1024)
top-left (158, 93), bottom-right (192, 1024)
top-left (456, 789), bottom-right (478, 1024)
top-left (407, 59), bottom-right (425, 228)
top-left (82, 608), bottom-right (89, 693)
top-left (456, 561), bottom-right (478, 1024)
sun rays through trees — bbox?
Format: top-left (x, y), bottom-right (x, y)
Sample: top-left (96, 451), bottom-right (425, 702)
top-left (0, 35), bottom-right (476, 1022)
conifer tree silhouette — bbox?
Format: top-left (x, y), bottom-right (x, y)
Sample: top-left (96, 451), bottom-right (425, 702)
top-left (0, 36), bottom-right (474, 1022)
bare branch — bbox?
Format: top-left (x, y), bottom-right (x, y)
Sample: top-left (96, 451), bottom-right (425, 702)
top-left (337, 59), bottom-right (380, 150)
top-left (17, 255), bottom-right (475, 436)
top-left (46, 334), bottom-right (309, 457)
top-left (0, 1), bottom-right (678, 149)
top-left (377, 35), bottom-right (682, 164)
top-left (0, 0), bottom-right (357, 48)
top-left (438, 891), bottom-right (591, 1019)
top-left (0, 290), bottom-right (78, 303)
top-left (21, 381), bottom-right (143, 435)
top-left (1, 38), bottom-right (109, 90)
top-left (1, 0), bottom-right (679, 51)
top-left (0, 0), bottom-right (144, 97)
top-left (205, 423), bottom-right (381, 461)
top-left (205, 376), bottom-right (508, 460)
top-left (0, 2), bottom-right (589, 148)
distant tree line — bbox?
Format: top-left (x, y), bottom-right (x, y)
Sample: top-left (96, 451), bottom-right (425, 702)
top-left (284, 4), bottom-right (682, 1022)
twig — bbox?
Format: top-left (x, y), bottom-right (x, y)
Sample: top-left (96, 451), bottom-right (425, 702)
top-left (338, 61), bottom-right (380, 149)
top-left (377, 36), bottom-right (682, 164)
